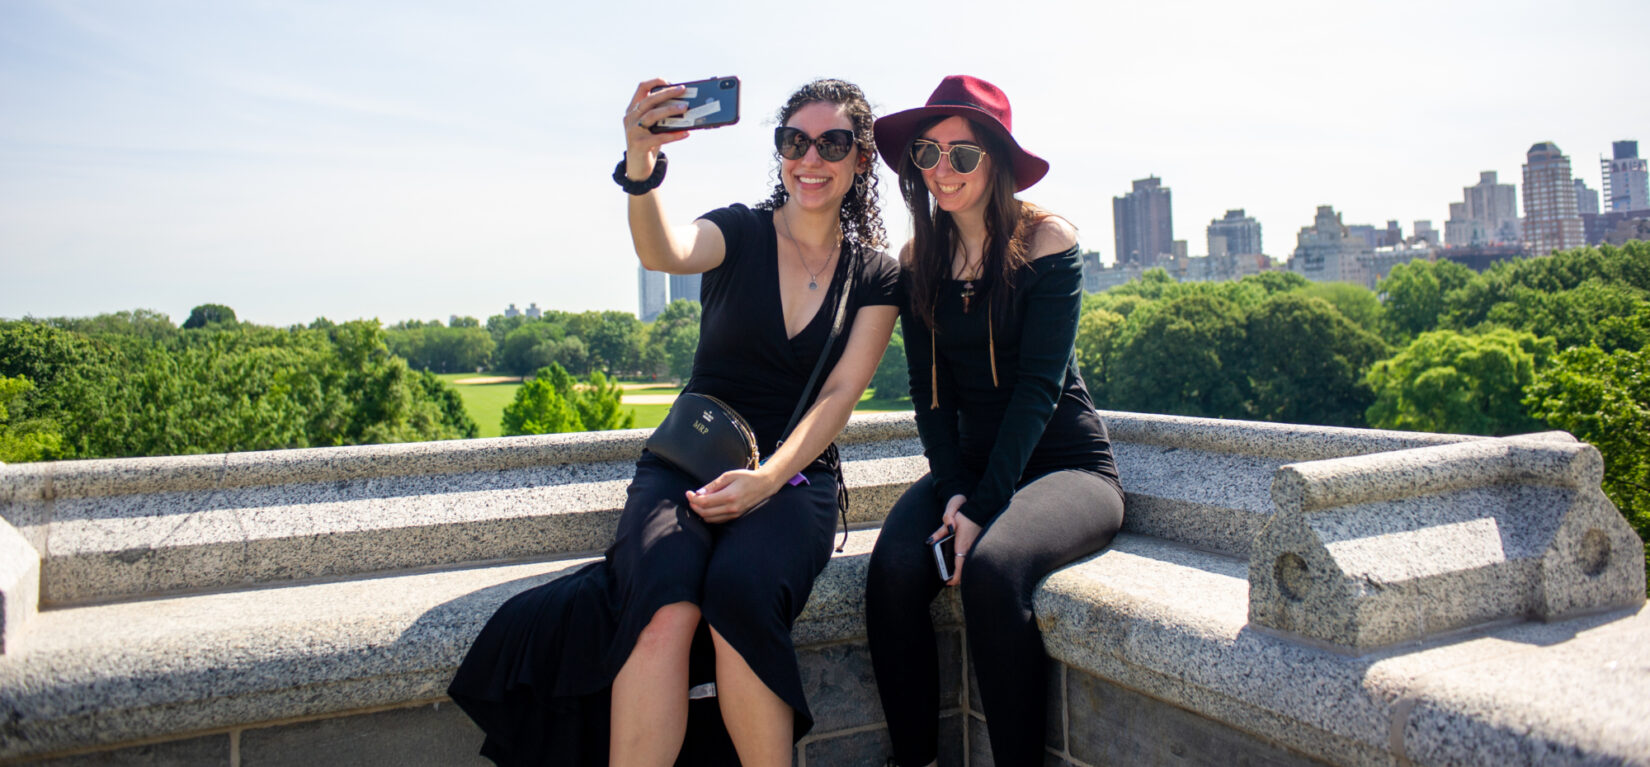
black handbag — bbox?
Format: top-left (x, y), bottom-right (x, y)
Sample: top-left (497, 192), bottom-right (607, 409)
top-left (646, 245), bottom-right (857, 486)
top-left (645, 392), bottom-right (759, 485)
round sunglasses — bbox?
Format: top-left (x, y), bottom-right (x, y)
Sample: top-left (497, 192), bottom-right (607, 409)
top-left (910, 139), bottom-right (988, 174)
top-left (774, 127), bottom-right (856, 163)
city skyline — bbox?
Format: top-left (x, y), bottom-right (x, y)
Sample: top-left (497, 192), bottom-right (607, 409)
top-left (3, 0), bottom-right (1647, 327)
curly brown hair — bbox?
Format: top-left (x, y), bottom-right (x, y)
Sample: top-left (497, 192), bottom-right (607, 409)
top-left (756, 79), bottom-right (887, 253)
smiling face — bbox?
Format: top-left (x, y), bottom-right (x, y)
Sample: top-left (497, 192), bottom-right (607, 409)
top-left (781, 101), bottom-right (863, 214)
top-left (917, 116), bottom-right (994, 220)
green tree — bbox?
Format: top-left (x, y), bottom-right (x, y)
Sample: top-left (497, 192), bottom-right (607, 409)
top-left (870, 326), bottom-right (908, 401)
top-left (568, 311), bottom-right (644, 376)
top-left (500, 322), bottom-right (563, 375)
top-left (1294, 281), bottom-right (1383, 335)
top-left (1377, 259), bottom-right (1474, 342)
top-left (649, 299), bottom-right (702, 382)
top-left (0, 375), bottom-right (63, 463)
top-left (571, 370), bottom-right (636, 431)
top-left (1074, 308), bottom-right (1124, 401)
top-left (1526, 344), bottom-right (1650, 572)
top-left (501, 364), bottom-right (580, 435)
top-left (1443, 241), bottom-right (1650, 331)
top-left (182, 303), bottom-right (238, 329)
top-left (1479, 278), bottom-right (1649, 352)
top-left (1239, 270), bottom-right (1310, 296)
top-left (1243, 294), bottom-right (1386, 427)
top-left (46, 309), bottom-right (177, 341)
top-left (1109, 294), bottom-right (1249, 418)
top-left (1364, 328), bottom-right (1551, 436)
top-left (386, 323), bottom-right (496, 374)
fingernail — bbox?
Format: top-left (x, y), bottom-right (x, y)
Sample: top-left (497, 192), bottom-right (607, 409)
top-left (947, 523), bottom-right (955, 533)
top-left (923, 537), bottom-right (934, 545)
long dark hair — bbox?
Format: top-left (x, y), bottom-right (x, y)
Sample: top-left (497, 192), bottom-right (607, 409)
top-left (900, 116), bottom-right (1045, 331)
top-left (756, 79), bottom-right (887, 253)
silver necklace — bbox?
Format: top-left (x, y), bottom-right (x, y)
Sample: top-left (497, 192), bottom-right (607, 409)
top-left (779, 207), bottom-right (840, 290)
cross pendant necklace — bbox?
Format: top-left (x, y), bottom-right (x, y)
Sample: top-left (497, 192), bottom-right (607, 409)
top-left (957, 243), bottom-right (982, 313)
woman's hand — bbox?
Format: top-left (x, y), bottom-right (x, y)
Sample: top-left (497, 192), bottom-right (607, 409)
top-left (927, 494), bottom-right (980, 587)
top-left (623, 78), bottom-right (691, 181)
top-left (685, 469), bottom-right (785, 524)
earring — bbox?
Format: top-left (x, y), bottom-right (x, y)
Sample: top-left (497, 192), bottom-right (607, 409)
top-left (853, 173), bottom-right (868, 198)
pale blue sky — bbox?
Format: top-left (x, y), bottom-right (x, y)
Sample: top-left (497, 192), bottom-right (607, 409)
top-left (3, 0), bottom-right (1646, 327)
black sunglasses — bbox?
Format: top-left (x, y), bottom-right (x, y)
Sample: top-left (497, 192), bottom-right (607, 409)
top-left (774, 127), bottom-right (856, 163)
top-left (910, 139), bottom-right (988, 174)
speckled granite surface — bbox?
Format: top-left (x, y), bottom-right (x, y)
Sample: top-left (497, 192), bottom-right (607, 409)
top-left (7, 445), bottom-right (931, 609)
top-left (0, 528), bottom-right (957, 762)
top-left (0, 518), bottom-right (38, 655)
top-left (4, 412), bottom-right (1648, 766)
top-left (1251, 436), bottom-right (1645, 651)
top-left (1037, 534), bottom-right (1650, 767)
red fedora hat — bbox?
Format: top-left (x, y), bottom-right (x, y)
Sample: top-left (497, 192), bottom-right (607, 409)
top-left (874, 75), bottom-right (1049, 192)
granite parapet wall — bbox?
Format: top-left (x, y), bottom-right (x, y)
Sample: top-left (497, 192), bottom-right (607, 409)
top-left (1, 411), bottom-right (1647, 765)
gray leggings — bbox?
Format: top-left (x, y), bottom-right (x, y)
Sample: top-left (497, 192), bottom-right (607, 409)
top-left (866, 470), bottom-right (1124, 766)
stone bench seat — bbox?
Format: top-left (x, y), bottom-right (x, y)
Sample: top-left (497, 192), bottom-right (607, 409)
top-left (10, 526), bottom-right (1646, 766)
top-left (0, 527), bottom-right (964, 762)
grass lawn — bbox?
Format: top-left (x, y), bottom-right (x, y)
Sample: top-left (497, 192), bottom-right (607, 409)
top-left (437, 373), bottom-right (909, 438)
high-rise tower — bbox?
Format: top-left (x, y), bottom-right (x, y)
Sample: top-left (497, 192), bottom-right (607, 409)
top-left (1206, 209), bottom-right (1263, 257)
top-left (638, 266), bottom-right (668, 322)
top-left (1112, 177), bottom-right (1174, 266)
top-left (1445, 171), bottom-right (1520, 247)
top-left (1521, 142), bottom-right (1585, 255)
top-left (1602, 140), bottom-right (1649, 213)
top-left (668, 273), bottom-right (702, 304)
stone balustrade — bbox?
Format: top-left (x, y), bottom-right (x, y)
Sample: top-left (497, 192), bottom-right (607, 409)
top-left (0, 411), bottom-right (1645, 766)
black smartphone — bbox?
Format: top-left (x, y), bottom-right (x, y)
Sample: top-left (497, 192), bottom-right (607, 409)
top-left (650, 76), bottom-right (741, 133)
top-left (932, 532), bottom-right (957, 581)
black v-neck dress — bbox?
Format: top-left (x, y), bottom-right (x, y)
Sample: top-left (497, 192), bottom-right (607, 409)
top-left (448, 203), bottom-right (899, 766)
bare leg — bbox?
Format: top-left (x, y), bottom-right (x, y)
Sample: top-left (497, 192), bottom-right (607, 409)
top-left (710, 626), bottom-right (793, 767)
top-left (611, 602), bottom-right (700, 767)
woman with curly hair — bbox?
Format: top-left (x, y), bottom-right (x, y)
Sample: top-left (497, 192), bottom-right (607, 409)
top-left (449, 77), bottom-right (899, 767)
top-left (865, 75), bottom-right (1125, 766)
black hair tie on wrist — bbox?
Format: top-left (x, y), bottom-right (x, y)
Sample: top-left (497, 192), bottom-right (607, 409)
top-left (613, 152), bottom-right (667, 195)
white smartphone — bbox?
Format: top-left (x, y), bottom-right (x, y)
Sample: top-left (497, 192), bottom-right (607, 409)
top-left (932, 532), bottom-right (957, 581)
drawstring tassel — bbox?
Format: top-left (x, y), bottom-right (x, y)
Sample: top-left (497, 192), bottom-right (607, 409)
top-left (930, 324), bottom-right (940, 410)
top-left (988, 317), bottom-right (998, 388)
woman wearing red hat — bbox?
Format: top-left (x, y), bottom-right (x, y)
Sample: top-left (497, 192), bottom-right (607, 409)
top-left (449, 78), bottom-right (899, 767)
top-left (866, 75), bottom-right (1125, 766)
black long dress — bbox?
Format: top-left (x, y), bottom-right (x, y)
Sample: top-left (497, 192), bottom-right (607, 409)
top-left (448, 203), bottom-right (899, 766)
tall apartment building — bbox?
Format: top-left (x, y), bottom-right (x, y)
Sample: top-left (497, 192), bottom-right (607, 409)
top-left (637, 266), bottom-right (668, 322)
top-left (1413, 221), bottom-right (1438, 247)
top-left (1522, 142), bottom-right (1586, 255)
top-left (1112, 177), bottom-right (1174, 266)
top-left (1602, 140), bottom-right (1649, 213)
top-left (1289, 205), bottom-right (1370, 287)
top-left (1445, 171), bottom-right (1520, 247)
top-left (668, 273), bottom-right (702, 304)
top-left (1206, 209), bottom-right (1263, 257)
top-left (1575, 178), bottom-right (1601, 215)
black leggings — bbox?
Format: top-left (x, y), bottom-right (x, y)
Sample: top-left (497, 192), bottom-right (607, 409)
top-left (866, 470), bottom-right (1124, 766)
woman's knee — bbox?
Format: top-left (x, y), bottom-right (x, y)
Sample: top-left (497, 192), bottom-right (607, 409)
top-left (958, 546), bottom-right (1026, 611)
top-left (632, 601), bottom-right (701, 655)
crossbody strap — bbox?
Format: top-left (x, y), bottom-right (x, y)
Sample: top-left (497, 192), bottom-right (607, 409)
top-left (776, 243), bottom-right (859, 552)
top-left (778, 242), bottom-right (858, 444)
